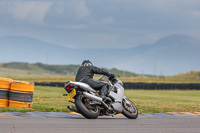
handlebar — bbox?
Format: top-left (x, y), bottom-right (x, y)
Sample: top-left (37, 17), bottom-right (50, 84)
top-left (115, 75), bottom-right (120, 78)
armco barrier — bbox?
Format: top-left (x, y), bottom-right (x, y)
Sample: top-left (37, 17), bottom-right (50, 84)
top-left (34, 82), bottom-right (200, 90)
top-left (129, 83), bottom-right (200, 90)
top-left (35, 82), bottom-right (64, 87)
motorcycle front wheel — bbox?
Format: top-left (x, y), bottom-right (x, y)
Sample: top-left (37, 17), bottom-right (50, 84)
top-left (75, 94), bottom-right (100, 119)
top-left (122, 98), bottom-right (138, 119)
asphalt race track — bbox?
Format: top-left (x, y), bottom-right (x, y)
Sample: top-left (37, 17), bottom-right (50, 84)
top-left (0, 112), bottom-right (200, 133)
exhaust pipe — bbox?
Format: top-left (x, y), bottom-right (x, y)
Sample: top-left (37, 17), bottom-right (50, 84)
top-left (67, 105), bottom-right (79, 113)
top-left (83, 92), bottom-right (108, 109)
top-left (83, 92), bottom-right (103, 103)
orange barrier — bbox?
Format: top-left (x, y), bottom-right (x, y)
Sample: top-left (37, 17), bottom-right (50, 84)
top-left (10, 80), bottom-right (34, 93)
top-left (0, 77), bottom-right (12, 107)
top-left (9, 100), bottom-right (32, 108)
top-left (0, 99), bottom-right (8, 107)
top-left (9, 80), bottom-right (34, 108)
top-left (0, 77), bottom-right (12, 90)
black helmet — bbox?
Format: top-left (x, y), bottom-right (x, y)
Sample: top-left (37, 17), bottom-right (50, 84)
top-left (81, 60), bottom-right (93, 67)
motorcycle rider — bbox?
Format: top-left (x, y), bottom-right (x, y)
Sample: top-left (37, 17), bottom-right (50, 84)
top-left (75, 60), bottom-right (115, 100)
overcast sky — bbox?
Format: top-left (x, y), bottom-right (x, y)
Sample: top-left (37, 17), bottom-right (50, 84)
top-left (0, 0), bottom-right (200, 49)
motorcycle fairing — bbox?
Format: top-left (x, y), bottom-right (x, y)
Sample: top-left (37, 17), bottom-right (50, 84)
top-left (108, 83), bottom-right (124, 113)
top-left (69, 81), bottom-right (96, 93)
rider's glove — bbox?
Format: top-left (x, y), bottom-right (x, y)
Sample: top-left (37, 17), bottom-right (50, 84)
top-left (109, 73), bottom-right (116, 80)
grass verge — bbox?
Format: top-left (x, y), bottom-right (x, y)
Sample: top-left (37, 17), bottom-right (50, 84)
top-left (0, 86), bottom-right (200, 113)
top-left (125, 90), bottom-right (200, 113)
top-left (4, 72), bottom-right (200, 83)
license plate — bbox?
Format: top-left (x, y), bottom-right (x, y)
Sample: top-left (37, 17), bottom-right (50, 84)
top-left (68, 89), bottom-right (76, 101)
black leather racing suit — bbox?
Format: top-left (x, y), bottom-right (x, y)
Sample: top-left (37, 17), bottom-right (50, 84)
top-left (75, 66), bottom-right (112, 98)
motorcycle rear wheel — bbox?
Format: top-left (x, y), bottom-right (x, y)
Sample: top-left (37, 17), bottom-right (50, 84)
top-left (75, 94), bottom-right (100, 119)
top-left (122, 98), bottom-right (138, 119)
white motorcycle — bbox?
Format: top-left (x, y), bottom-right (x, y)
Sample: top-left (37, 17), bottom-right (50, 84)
top-left (64, 76), bottom-right (138, 119)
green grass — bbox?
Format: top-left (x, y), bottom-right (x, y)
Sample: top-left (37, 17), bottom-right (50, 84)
top-left (119, 72), bottom-right (200, 83)
top-left (2, 70), bottom-right (200, 83)
top-left (33, 86), bottom-right (70, 112)
top-left (125, 90), bottom-right (200, 113)
top-left (1, 86), bottom-right (200, 113)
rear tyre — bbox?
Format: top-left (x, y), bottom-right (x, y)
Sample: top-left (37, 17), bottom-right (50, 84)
top-left (122, 98), bottom-right (138, 119)
top-left (75, 94), bottom-right (100, 119)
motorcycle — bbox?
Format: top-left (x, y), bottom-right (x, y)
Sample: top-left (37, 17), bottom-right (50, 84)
top-left (63, 76), bottom-right (138, 119)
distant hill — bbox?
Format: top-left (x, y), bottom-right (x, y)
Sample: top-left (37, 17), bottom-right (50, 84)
top-left (0, 62), bottom-right (138, 77)
top-left (0, 34), bottom-right (199, 75)
top-left (170, 71), bottom-right (200, 80)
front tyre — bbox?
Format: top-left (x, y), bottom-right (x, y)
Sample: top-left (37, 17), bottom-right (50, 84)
top-left (122, 98), bottom-right (138, 119)
top-left (75, 94), bottom-right (100, 119)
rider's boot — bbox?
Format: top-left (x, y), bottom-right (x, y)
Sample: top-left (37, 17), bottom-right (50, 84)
top-left (100, 85), bottom-right (111, 102)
